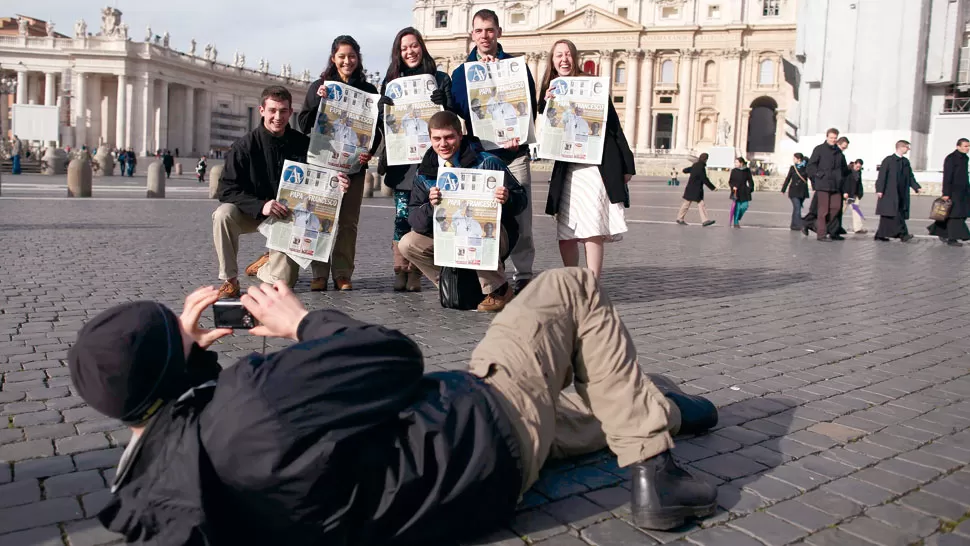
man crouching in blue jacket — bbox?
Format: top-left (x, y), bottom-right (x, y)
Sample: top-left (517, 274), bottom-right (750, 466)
top-left (401, 110), bottom-right (526, 313)
top-left (68, 272), bottom-right (719, 545)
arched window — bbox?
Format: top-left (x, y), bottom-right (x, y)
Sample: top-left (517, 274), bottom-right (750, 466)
top-left (759, 59), bottom-right (775, 85)
top-left (660, 60), bottom-right (674, 83)
top-left (703, 60), bottom-right (716, 84)
top-left (583, 60), bottom-right (597, 75)
top-left (747, 96), bottom-right (778, 153)
top-left (614, 62), bottom-right (626, 84)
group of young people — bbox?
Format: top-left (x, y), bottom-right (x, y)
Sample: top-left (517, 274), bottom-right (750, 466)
top-left (210, 9), bottom-right (636, 313)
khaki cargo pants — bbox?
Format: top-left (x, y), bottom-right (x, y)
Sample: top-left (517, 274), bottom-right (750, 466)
top-left (468, 268), bottom-right (679, 494)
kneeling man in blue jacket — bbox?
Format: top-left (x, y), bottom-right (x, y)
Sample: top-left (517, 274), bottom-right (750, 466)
top-left (68, 272), bottom-right (719, 545)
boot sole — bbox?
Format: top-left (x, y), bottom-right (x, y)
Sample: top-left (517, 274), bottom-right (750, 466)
top-left (632, 501), bottom-right (717, 530)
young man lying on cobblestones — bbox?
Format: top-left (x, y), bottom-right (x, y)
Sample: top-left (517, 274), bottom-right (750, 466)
top-left (400, 110), bottom-right (528, 313)
top-left (67, 268), bottom-right (719, 545)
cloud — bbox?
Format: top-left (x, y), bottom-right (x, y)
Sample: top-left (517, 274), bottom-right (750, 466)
top-left (7, 0), bottom-right (414, 78)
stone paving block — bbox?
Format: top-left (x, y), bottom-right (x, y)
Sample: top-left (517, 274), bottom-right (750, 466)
top-left (876, 458), bottom-right (944, 483)
top-left (583, 486), bottom-right (631, 517)
top-left (10, 410), bottom-right (62, 427)
top-left (864, 503), bottom-right (942, 538)
top-left (924, 534), bottom-right (970, 546)
top-left (802, 528), bottom-right (885, 546)
top-left (897, 449), bottom-right (965, 472)
top-left (692, 453), bottom-right (767, 481)
top-left (23, 423), bottom-right (76, 441)
top-left (460, 528), bottom-right (524, 546)
top-left (735, 475), bottom-right (801, 502)
top-left (580, 518), bottom-right (657, 546)
top-left (733, 445), bottom-right (793, 468)
top-left (80, 488), bottom-right (114, 518)
top-left (0, 439), bottom-right (53, 462)
top-left (794, 455), bottom-right (857, 479)
top-left (531, 534), bottom-right (588, 545)
top-left (717, 484), bottom-right (768, 515)
top-left (13, 454), bottom-right (75, 480)
top-left (806, 422), bottom-right (866, 443)
top-left (73, 447), bottom-right (124, 471)
top-left (0, 497), bottom-right (84, 534)
top-left (64, 517), bottom-right (124, 546)
top-left (684, 525), bottom-right (764, 546)
top-left (540, 496), bottom-right (612, 530)
top-left (839, 516), bottom-right (918, 546)
top-left (898, 491), bottom-right (968, 521)
top-left (728, 512), bottom-right (808, 546)
top-left (509, 509), bottom-right (570, 543)
top-left (852, 467), bottom-right (921, 495)
top-left (0, 525), bottom-right (64, 546)
top-left (766, 499), bottom-right (841, 532)
top-left (55, 433), bottom-right (109, 455)
top-left (763, 464), bottom-right (829, 491)
top-left (0, 479), bottom-right (40, 508)
top-left (43, 469), bottom-right (105, 498)
top-left (0, 429), bottom-right (24, 446)
top-left (1, 401), bottom-right (47, 415)
top-left (922, 480), bottom-right (970, 508)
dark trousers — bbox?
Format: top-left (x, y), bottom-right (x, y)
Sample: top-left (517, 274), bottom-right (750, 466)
top-left (816, 191), bottom-right (842, 240)
top-left (790, 197), bottom-right (803, 229)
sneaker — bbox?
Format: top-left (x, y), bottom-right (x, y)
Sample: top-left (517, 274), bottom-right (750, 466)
top-left (631, 452), bottom-right (717, 530)
top-left (477, 285), bottom-right (513, 313)
top-left (393, 270), bottom-right (408, 292)
top-left (244, 253), bottom-right (270, 277)
top-left (218, 279), bottom-right (240, 299)
top-left (310, 278), bottom-right (328, 292)
top-left (702, 220), bottom-right (715, 227)
top-left (512, 278), bottom-right (531, 296)
top-left (334, 278), bottom-right (353, 291)
top-left (676, 220), bottom-right (687, 226)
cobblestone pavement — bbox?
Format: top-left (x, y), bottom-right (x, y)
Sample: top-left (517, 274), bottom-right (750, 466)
top-left (2, 184), bottom-right (970, 546)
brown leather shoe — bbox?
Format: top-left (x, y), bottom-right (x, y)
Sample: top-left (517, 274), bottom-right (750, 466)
top-left (218, 278), bottom-right (240, 299)
top-left (393, 270), bottom-right (408, 292)
top-left (334, 278), bottom-right (353, 291)
top-left (477, 285), bottom-right (513, 313)
top-left (244, 253), bottom-right (270, 277)
top-left (406, 270), bottom-right (422, 292)
top-left (310, 278), bottom-right (328, 292)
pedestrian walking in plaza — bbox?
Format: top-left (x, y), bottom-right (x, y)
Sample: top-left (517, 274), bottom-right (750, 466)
top-left (378, 27), bottom-right (455, 292)
top-left (927, 138), bottom-right (970, 246)
top-left (126, 148), bottom-right (137, 177)
top-left (780, 152), bottom-right (809, 230)
top-left (676, 153), bottom-right (717, 226)
top-left (213, 86), bottom-right (317, 298)
top-left (451, 9), bottom-right (538, 295)
top-left (118, 149), bottom-right (128, 176)
top-left (874, 140), bottom-right (921, 242)
top-left (728, 157), bottom-right (754, 228)
top-left (806, 129), bottom-right (851, 241)
top-left (297, 35), bottom-right (378, 292)
top-left (196, 156), bottom-right (207, 183)
top-left (68, 268), bottom-right (718, 545)
top-left (162, 150), bottom-right (174, 178)
top-left (10, 134), bottom-right (23, 174)
top-left (541, 39), bottom-right (633, 279)
top-left (844, 158), bottom-right (866, 234)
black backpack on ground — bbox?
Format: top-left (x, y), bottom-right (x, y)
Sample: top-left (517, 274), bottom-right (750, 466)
top-left (439, 267), bottom-right (484, 310)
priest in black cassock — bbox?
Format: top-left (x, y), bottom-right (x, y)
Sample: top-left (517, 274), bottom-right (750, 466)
top-left (927, 138), bottom-right (970, 247)
top-left (874, 140), bottom-right (921, 242)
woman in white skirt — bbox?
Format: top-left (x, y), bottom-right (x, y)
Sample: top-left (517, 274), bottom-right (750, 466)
top-left (540, 39), bottom-right (635, 278)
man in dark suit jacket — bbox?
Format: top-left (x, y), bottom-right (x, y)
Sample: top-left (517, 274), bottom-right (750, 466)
top-left (874, 140), bottom-right (921, 242)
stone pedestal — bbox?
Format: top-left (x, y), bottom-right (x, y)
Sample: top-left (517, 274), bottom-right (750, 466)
top-left (67, 159), bottom-right (93, 197)
top-left (94, 148), bottom-right (115, 176)
top-left (363, 172), bottom-right (375, 198)
top-left (209, 165), bottom-right (223, 199)
top-left (706, 146), bottom-right (738, 170)
top-left (42, 147), bottom-right (69, 175)
top-left (380, 175), bottom-right (393, 197)
top-left (175, 163), bottom-right (183, 176)
top-left (147, 161), bottom-right (165, 198)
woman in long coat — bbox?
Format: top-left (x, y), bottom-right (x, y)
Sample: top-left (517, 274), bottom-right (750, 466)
top-left (676, 153), bottom-right (717, 226)
top-left (780, 153), bottom-right (809, 230)
top-left (927, 138), bottom-right (970, 246)
top-left (543, 39), bottom-right (633, 279)
top-left (728, 157), bottom-right (755, 228)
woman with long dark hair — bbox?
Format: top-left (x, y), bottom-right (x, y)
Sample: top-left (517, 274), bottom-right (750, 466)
top-left (780, 152), bottom-right (809, 230)
top-left (297, 35), bottom-right (379, 292)
top-left (728, 157), bottom-right (755, 228)
top-left (540, 39), bottom-right (634, 279)
top-left (379, 27), bottom-right (455, 292)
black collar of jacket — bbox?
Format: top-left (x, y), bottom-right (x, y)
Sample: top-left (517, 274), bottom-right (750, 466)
top-left (417, 139), bottom-right (481, 179)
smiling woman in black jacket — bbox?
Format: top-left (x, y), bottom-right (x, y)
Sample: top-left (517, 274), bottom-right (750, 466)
top-left (297, 36), bottom-right (380, 293)
top-left (780, 152), bottom-right (809, 230)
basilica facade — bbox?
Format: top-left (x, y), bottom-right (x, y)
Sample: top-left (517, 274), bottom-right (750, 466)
top-left (414, 0), bottom-right (797, 167)
top-left (0, 10), bottom-right (310, 156)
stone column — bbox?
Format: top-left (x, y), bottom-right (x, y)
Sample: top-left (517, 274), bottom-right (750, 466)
top-left (141, 73), bottom-right (154, 155)
top-left (116, 74), bottom-right (127, 149)
top-left (527, 53), bottom-right (539, 80)
top-left (636, 50), bottom-right (656, 151)
top-left (184, 86), bottom-right (195, 154)
top-left (15, 70), bottom-right (27, 104)
top-left (537, 52), bottom-right (549, 84)
top-left (155, 80), bottom-right (169, 152)
top-left (44, 73), bottom-right (56, 106)
top-left (196, 88), bottom-right (210, 155)
top-left (0, 97), bottom-right (8, 140)
top-left (675, 49), bottom-right (697, 152)
top-left (722, 48), bottom-right (745, 150)
top-left (75, 72), bottom-right (87, 148)
top-left (600, 50), bottom-right (614, 85)
top-left (623, 49), bottom-right (643, 148)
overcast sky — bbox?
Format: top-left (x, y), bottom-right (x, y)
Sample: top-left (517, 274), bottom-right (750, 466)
top-left (9, 0), bottom-right (416, 77)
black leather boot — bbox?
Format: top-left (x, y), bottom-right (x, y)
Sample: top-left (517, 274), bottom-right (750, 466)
top-left (665, 392), bottom-right (718, 436)
top-left (631, 451), bottom-right (717, 530)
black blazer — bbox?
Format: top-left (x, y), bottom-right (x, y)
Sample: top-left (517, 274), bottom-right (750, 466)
top-left (545, 100), bottom-right (635, 215)
top-left (682, 161), bottom-right (716, 202)
top-left (781, 165), bottom-right (810, 200)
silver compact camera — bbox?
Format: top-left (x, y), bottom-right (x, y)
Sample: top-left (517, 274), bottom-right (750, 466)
top-left (212, 299), bottom-right (258, 329)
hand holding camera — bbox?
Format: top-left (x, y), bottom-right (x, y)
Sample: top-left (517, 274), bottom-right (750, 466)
top-left (180, 287), bottom-right (234, 349)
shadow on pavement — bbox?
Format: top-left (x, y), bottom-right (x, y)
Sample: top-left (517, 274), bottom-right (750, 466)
top-left (604, 266), bottom-right (811, 303)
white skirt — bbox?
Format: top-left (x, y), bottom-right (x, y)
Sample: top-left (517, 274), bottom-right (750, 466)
top-left (556, 163), bottom-right (628, 241)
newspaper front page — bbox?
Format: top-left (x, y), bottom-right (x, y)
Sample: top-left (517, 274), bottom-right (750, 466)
top-left (258, 160), bottom-right (344, 269)
top-left (307, 81), bottom-right (379, 174)
top-left (383, 74), bottom-right (443, 166)
top-left (432, 167), bottom-right (503, 271)
top-left (463, 57), bottom-right (535, 151)
top-left (537, 76), bottom-right (609, 165)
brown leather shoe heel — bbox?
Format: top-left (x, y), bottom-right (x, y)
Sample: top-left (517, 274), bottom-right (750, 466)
top-left (310, 278), bottom-right (328, 292)
top-left (244, 253), bottom-right (270, 277)
top-left (218, 279), bottom-right (240, 299)
top-left (334, 278), bottom-right (353, 291)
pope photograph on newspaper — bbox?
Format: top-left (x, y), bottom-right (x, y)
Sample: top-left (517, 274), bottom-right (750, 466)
top-left (259, 160), bottom-right (345, 268)
top-left (308, 81), bottom-right (379, 174)
top-left (464, 57), bottom-right (535, 151)
top-left (537, 76), bottom-right (609, 165)
top-left (383, 74), bottom-right (443, 165)
top-left (432, 167), bottom-right (503, 271)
